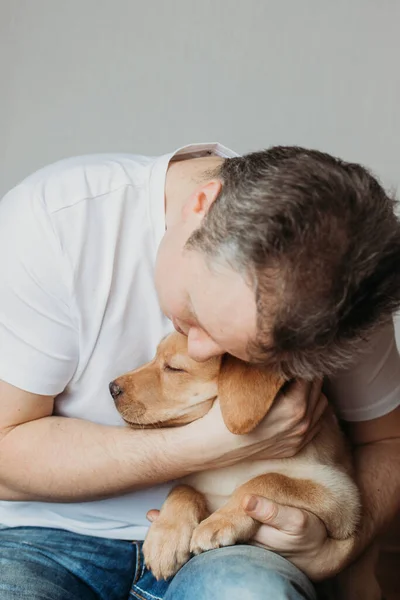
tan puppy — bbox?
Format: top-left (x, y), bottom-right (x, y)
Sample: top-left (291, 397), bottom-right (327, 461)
top-left (110, 332), bottom-right (365, 588)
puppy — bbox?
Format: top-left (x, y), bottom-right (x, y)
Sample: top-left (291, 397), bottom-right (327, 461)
top-left (109, 332), bottom-right (367, 590)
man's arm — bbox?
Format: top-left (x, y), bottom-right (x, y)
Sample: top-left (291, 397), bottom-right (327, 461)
top-left (0, 379), bottom-right (318, 502)
top-left (321, 406), bottom-right (400, 574)
top-left (0, 379), bottom-right (205, 501)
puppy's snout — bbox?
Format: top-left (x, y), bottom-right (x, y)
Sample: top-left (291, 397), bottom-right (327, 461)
top-left (109, 380), bottom-right (123, 400)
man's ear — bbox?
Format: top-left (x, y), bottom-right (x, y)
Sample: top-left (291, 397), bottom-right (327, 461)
top-left (218, 354), bottom-right (285, 434)
top-left (182, 180), bottom-right (222, 222)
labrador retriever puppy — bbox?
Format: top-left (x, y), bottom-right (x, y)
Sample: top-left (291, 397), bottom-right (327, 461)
top-left (109, 331), bottom-right (368, 594)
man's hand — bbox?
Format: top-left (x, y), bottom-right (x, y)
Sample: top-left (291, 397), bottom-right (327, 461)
top-left (147, 494), bottom-right (351, 582)
top-left (243, 495), bottom-right (352, 581)
top-left (187, 379), bottom-right (326, 470)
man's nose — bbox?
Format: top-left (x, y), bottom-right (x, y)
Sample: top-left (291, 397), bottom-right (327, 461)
top-left (109, 381), bottom-right (123, 399)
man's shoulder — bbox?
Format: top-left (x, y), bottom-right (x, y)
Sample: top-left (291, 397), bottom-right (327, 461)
top-left (11, 153), bottom-right (156, 214)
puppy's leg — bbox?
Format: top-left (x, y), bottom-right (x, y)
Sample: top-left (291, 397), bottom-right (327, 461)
top-left (143, 484), bottom-right (209, 580)
top-left (190, 471), bottom-right (358, 555)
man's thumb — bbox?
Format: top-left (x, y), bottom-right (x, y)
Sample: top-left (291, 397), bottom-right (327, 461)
top-left (243, 494), bottom-right (308, 534)
top-left (243, 495), bottom-right (279, 523)
top-left (146, 509), bottom-right (160, 523)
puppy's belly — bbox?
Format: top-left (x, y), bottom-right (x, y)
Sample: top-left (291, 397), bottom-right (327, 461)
top-left (183, 458), bottom-right (302, 513)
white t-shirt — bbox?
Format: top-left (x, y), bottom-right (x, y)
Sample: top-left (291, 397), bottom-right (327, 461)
top-left (0, 142), bottom-right (399, 540)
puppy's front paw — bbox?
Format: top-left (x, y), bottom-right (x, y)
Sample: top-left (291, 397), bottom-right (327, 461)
top-left (190, 511), bottom-right (256, 555)
top-left (143, 519), bottom-right (195, 581)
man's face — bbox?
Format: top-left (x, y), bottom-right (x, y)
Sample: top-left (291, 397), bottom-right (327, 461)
top-left (155, 226), bottom-right (258, 362)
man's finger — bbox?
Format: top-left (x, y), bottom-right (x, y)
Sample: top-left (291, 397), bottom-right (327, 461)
top-left (305, 379), bottom-right (324, 421)
top-left (279, 379), bottom-right (312, 407)
top-left (243, 495), bottom-right (308, 534)
top-left (298, 394), bottom-right (329, 450)
top-left (309, 393), bottom-right (328, 430)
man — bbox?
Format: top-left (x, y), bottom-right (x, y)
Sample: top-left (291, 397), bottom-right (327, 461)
top-left (0, 142), bottom-right (399, 600)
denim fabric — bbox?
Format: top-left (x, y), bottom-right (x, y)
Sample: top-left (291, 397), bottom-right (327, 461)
top-left (0, 526), bottom-right (316, 600)
top-left (131, 544), bottom-right (317, 600)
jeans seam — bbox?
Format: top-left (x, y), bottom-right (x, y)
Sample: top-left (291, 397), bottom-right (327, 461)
top-left (130, 591), bottom-right (148, 600)
top-left (131, 542), bottom-right (142, 586)
top-left (130, 586), bottom-right (163, 600)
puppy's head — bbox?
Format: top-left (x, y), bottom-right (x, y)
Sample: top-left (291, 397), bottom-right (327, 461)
top-left (110, 332), bottom-right (285, 434)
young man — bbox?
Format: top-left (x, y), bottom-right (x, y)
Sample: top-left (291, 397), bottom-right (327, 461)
top-left (0, 142), bottom-right (399, 600)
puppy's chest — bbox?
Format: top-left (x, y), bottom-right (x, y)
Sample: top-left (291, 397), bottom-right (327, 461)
top-left (182, 459), bottom-right (297, 513)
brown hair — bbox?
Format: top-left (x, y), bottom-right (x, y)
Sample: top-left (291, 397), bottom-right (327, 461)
top-left (187, 146), bottom-right (400, 378)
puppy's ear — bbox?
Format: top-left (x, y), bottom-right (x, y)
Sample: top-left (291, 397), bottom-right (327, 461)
top-left (218, 354), bottom-right (285, 434)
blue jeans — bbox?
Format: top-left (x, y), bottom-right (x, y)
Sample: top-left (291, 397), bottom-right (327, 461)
top-left (0, 526), bottom-right (316, 599)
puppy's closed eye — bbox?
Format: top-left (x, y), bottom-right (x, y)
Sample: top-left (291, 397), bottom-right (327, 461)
top-left (164, 364), bottom-right (187, 374)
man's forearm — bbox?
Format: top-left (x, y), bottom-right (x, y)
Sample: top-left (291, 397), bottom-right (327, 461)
top-left (352, 438), bottom-right (400, 547)
top-left (317, 437), bottom-right (400, 577)
top-left (0, 416), bottom-right (198, 502)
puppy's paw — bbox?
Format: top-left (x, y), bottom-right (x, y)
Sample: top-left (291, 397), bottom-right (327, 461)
top-left (190, 511), bottom-right (256, 555)
top-left (143, 519), bottom-right (195, 581)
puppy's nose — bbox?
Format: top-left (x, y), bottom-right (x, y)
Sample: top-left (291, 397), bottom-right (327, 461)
top-left (109, 381), bottom-right (123, 399)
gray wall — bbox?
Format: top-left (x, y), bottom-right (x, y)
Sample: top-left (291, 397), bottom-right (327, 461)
top-left (2, 0), bottom-right (400, 334)
top-left (2, 0), bottom-right (400, 195)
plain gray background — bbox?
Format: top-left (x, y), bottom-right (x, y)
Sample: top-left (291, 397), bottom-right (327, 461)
top-left (1, 0), bottom-right (400, 195)
top-left (1, 0), bottom-right (400, 333)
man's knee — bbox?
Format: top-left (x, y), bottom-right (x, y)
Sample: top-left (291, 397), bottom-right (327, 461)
top-left (165, 545), bottom-right (317, 600)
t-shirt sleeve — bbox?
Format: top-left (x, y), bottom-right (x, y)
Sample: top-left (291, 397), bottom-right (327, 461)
top-left (324, 320), bottom-right (400, 422)
top-left (0, 183), bottom-right (78, 395)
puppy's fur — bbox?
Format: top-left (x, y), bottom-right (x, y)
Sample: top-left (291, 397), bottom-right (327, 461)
top-left (111, 332), bottom-right (378, 598)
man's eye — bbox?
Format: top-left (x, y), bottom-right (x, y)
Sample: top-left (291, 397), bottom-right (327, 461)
top-left (164, 364), bottom-right (186, 373)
